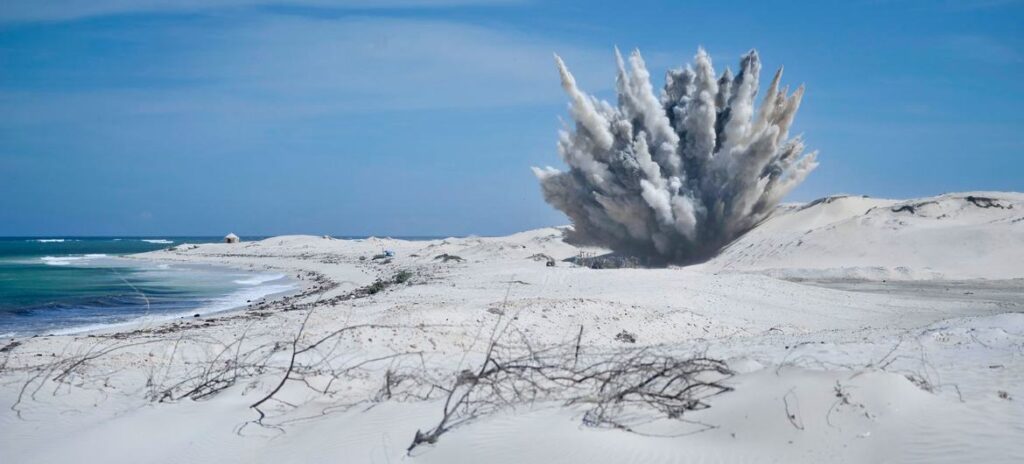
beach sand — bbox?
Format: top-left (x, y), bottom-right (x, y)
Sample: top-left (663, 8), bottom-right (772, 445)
top-left (1, 192), bottom-right (1022, 463)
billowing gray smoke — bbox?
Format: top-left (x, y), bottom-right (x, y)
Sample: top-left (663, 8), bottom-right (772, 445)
top-left (533, 48), bottom-right (818, 263)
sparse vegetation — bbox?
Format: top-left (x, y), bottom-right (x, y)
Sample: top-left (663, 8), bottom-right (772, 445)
top-left (966, 195), bottom-right (1009, 209)
top-left (365, 280), bottom-right (387, 295)
top-left (433, 253), bottom-right (464, 263)
top-left (365, 270), bottom-right (414, 295)
top-left (394, 270), bottom-right (413, 284)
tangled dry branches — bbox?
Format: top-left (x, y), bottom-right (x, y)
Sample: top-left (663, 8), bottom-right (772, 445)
top-left (6, 285), bottom-right (734, 450)
top-left (405, 328), bottom-right (733, 453)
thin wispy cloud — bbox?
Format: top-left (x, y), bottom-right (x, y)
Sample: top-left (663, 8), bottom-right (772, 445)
top-left (939, 0), bottom-right (1023, 10)
top-left (942, 35), bottom-right (1022, 65)
top-left (862, 0), bottom-right (1023, 10)
top-left (0, 0), bottom-right (521, 23)
top-left (1, 16), bottom-right (612, 126)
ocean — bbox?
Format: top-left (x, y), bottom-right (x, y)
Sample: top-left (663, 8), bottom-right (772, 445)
top-left (0, 237), bottom-right (295, 337)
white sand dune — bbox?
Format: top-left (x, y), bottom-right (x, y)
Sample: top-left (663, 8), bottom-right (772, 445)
top-left (1, 192), bottom-right (1022, 463)
top-left (704, 191), bottom-right (1024, 280)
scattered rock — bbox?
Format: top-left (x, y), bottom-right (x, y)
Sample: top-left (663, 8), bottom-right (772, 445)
top-left (614, 330), bottom-right (637, 344)
top-left (528, 253), bottom-right (554, 262)
top-left (569, 254), bottom-right (643, 269)
top-left (0, 340), bottom-right (21, 353)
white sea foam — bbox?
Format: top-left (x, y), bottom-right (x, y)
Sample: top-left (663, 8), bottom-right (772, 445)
top-left (40, 254), bottom-right (108, 266)
top-left (30, 239), bottom-right (66, 243)
top-left (196, 283), bottom-right (295, 314)
top-left (47, 280), bottom-right (297, 336)
top-left (40, 256), bottom-right (77, 266)
top-left (141, 239), bottom-right (173, 244)
top-left (233, 273), bottom-right (285, 285)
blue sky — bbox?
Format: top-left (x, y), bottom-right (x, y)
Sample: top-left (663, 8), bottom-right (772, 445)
top-left (1, 0), bottom-right (1021, 236)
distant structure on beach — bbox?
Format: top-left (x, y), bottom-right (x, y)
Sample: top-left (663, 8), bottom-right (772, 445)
top-left (224, 233), bottom-right (240, 244)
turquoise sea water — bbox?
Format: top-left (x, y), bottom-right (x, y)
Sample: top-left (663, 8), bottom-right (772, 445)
top-left (0, 237), bottom-right (294, 337)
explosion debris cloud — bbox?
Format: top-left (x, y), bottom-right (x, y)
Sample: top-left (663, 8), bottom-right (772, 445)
top-left (534, 48), bottom-right (818, 263)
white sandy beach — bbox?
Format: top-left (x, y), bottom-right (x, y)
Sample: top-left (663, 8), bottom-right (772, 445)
top-left (1, 192), bottom-right (1022, 463)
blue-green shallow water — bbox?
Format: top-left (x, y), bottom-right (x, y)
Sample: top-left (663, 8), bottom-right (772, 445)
top-left (0, 237), bottom-right (294, 337)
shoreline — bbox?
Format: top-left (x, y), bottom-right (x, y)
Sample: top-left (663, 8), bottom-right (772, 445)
top-left (1, 255), bottom-right (306, 340)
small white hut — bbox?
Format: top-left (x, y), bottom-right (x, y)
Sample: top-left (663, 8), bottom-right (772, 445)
top-left (224, 233), bottom-right (240, 244)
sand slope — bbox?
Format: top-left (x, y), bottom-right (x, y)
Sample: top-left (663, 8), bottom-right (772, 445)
top-left (705, 192), bottom-right (1024, 280)
top-left (1, 192), bottom-right (1022, 463)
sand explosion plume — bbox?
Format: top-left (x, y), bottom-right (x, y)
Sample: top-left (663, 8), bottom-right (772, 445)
top-left (533, 48), bottom-right (818, 263)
